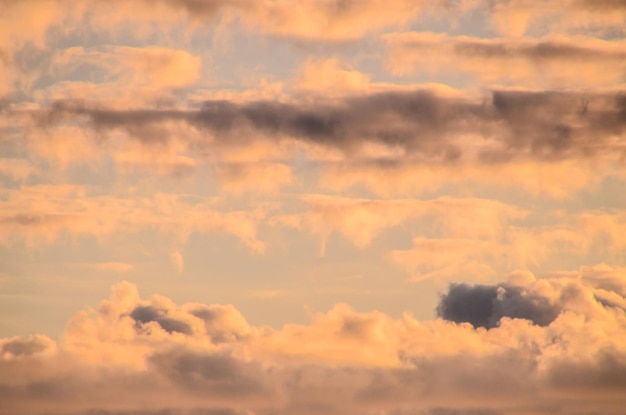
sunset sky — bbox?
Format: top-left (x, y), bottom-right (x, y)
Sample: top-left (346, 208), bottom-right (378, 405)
top-left (1, 1), bottom-right (626, 414)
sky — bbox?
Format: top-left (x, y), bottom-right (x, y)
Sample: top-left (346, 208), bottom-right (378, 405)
top-left (1, 0), bottom-right (626, 414)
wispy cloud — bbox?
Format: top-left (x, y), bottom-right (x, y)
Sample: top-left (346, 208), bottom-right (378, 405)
top-left (385, 33), bottom-right (626, 87)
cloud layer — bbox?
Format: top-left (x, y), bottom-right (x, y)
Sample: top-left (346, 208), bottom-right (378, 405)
top-left (25, 87), bottom-right (626, 165)
top-left (2, 272), bottom-right (626, 415)
top-left (2, 2), bottom-right (626, 414)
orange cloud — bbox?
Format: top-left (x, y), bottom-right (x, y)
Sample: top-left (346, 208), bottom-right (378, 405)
top-left (480, 0), bottom-right (626, 37)
top-left (0, 185), bottom-right (266, 252)
top-left (53, 46), bottom-right (202, 89)
top-left (385, 33), bottom-right (626, 88)
top-left (320, 157), bottom-right (621, 198)
top-left (82, 262), bottom-right (135, 274)
top-left (273, 195), bottom-right (527, 256)
top-left (216, 162), bottom-right (294, 194)
top-left (0, 159), bottom-right (35, 182)
top-left (293, 57), bottom-right (371, 95)
top-left (2, 275), bottom-right (626, 414)
top-left (44, 45), bottom-right (203, 107)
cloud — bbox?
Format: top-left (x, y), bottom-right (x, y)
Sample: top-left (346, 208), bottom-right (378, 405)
top-left (52, 46), bottom-right (202, 88)
top-left (61, 281), bottom-right (254, 366)
top-left (0, 334), bottom-right (56, 359)
top-left (271, 193), bottom-right (625, 277)
top-left (390, 238), bottom-right (504, 282)
top-left (48, 45), bottom-right (203, 105)
top-left (481, 0), bottom-right (626, 37)
top-left (83, 262), bottom-right (135, 274)
top-left (6, 74), bottom-right (626, 199)
top-left (389, 223), bottom-right (594, 282)
top-left (272, 195), bottom-right (526, 255)
top-left (6, 83), bottom-right (624, 198)
top-left (0, 158), bottom-right (35, 181)
top-left (2, 274), bottom-right (626, 414)
top-left (2, 1), bottom-right (626, 413)
top-left (293, 57), bottom-right (371, 95)
top-left (548, 348), bottom-right (626, 393)
top-left (436, 282), bottom-right (561, 329)
top-left (0, 0), bottom-right (460, 63)
top-left (32, 88), bottom-right (626, 165)
top-left (0, 2), bottom-right (210, 104)
top-left (320, 157), bottom-right (616, 198)
top-left (130, 305), bottom-right (193, 335)
top-left (1, 0), bottom-right (624, 87)
top-left (385, 33), bottom-right (626, 88)
top-left (92, 0), bottom-right (462, 42)
top-left (578, 211), bottom-right (626, 257)
top-left (238, 0), bottom-right (453, 41)
top-left (21, 0), bottom-right (622, 44)
top-left (148, 347), bottom-right (272, 400)
top-left (274, 195), bottom-right (426, 252)
top-left (189, 304), bottom-right (251, 344)
top-left (170, 251), bottom-right (185, 274)
top-left (578, 263), bottom-right (626, 297)
top-left (216, 162), bottom-right (293, 194)
top-left (0, 185), bottom-right (266, 252)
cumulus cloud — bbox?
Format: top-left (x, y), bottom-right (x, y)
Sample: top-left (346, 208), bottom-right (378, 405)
top-left (130, 304), bottom-right (194, 335)
top-left (1, 274), bottom-right (626, 414)
top-left (436, 282), bottom-right (561, 328)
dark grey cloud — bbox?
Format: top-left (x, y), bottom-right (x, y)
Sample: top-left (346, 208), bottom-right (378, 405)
top-left (130, 305), bottom-right (193, 335)
top-left (32, 89), bottom-right (626, 164)
top-left (436, 282), bottom-right (561, 329)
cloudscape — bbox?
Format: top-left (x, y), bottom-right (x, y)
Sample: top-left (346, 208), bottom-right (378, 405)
top-left (1, 1), bottom-right (625, 414)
